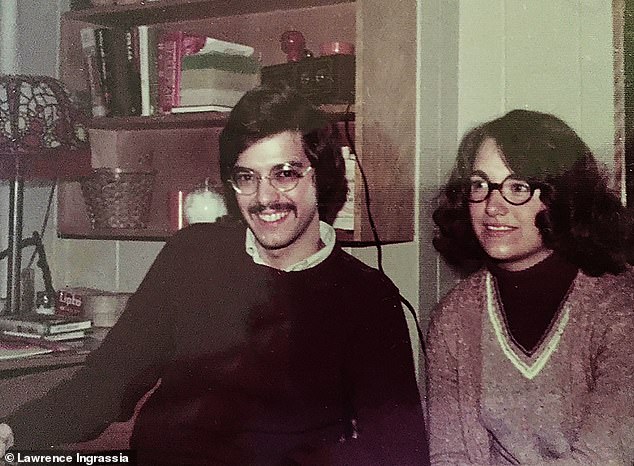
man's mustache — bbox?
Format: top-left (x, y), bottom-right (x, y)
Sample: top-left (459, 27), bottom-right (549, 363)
top-left (248, 202), bottom-right (297, 215)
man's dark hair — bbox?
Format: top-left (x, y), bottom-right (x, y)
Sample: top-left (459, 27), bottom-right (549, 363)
top-left (433, 109), bottom-right (634, 276)
top-left (219, 85), bottom-right (347, 224)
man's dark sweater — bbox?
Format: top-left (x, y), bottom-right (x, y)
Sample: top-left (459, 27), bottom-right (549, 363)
top-left (5, 220), bottom-right (428, 465)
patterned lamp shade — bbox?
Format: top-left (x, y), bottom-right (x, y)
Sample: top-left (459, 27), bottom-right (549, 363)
top-left (0, 74), bottom-right (91, 179)
top-left (0, 75), bottom-right (92, 315)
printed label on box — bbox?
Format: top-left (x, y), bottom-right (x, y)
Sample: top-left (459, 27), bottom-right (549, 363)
top-left (56, 290), bottom-right (84, 317)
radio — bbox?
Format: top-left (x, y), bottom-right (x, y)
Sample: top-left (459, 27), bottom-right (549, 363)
top-left (261, 55), bottom-right (355, 105)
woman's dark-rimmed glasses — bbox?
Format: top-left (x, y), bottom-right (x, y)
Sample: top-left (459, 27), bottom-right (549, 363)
top-left (228, 163), bottom-right (313, 195)
top-left (467, 172), bottom-right (539, 206)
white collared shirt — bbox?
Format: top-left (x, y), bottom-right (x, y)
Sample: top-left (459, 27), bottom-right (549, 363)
top-left (245, 221), bottom-right (336, 272)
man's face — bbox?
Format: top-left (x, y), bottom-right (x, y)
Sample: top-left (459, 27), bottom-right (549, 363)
top-left (233, 131), bottom-right (320, 264)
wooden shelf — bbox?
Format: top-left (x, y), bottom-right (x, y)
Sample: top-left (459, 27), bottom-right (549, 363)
top-left (58, 226), bottom-right (174, 241)
top-left (65, 0), bottom-right (354, 28)
top-left (87, 106), bottom-right (352, 131)
top-left (59, 0), bottom-right (416, 243)
top-left (88, 112), bottom-right (228, 130)
top-left (58, 223), bottom-right (359, 244)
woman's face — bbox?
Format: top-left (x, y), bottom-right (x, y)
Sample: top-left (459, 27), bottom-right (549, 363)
top-left (468, 138), bottom-right (552, 271)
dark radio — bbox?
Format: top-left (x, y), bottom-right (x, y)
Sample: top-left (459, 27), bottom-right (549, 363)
top-left (260, 54), bottom-right (355, 105)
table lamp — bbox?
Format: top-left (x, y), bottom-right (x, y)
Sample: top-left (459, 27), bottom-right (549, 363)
top-left (0, 75), bottom-right (91, 315)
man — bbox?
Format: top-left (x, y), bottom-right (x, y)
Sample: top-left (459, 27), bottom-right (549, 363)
top-left (0, 86), bottom-right (429, 465)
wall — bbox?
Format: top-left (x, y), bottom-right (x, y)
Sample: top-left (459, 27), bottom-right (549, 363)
top-left (457, 1), bottom-right (615, 165)
top-left (13, 1), bottom-right (616, 326)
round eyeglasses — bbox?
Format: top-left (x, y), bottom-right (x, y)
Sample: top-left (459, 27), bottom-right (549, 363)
top-left (228, 163), bottom-right (313, 195)
top-left (467, 173), bottom-right (538, 206)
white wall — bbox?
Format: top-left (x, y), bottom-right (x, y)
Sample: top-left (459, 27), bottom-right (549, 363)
top-left (457, 0), bottom-right (615, 166)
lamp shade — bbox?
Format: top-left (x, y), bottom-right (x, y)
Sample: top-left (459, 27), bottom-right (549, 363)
top-left (0, 74), bottom-right (91, 179)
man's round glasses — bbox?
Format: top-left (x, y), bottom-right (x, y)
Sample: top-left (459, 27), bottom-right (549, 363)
top-left (467, 173), bottom-right (538, 206)
top-left (228, 163), bottom-right (313, 195)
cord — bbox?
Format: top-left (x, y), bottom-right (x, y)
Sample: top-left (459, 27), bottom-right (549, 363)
top-left (341, 104), bottom-right (426, 358)
top-left (342, 104), bottom-right (383, 273)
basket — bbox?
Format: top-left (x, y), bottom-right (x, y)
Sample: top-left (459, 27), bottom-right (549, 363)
top-left (80, 168), bottom-right (156, 229)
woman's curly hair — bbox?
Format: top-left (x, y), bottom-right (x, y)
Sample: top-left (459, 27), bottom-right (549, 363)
top-left (433, 109), bottom-right (634, 276)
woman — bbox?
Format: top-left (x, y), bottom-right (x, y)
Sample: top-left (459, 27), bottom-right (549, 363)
top-left (427, 109), bottom-right (634, 464)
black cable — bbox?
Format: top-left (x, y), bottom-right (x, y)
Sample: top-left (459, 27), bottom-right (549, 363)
top-left (342, 104), bottom-right (383, 274)
top-left (341, 104), bottom-right (426, 358)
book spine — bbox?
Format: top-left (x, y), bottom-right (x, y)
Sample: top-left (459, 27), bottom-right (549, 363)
top-left (0, 320), bottom-right (49, 336)
top-left (95, 28), bottom-right (112, 116)
top-left (46, 321), bottom-right (92, 335)
top-left (94, 28), bottom-right (112, 115)
top-left (180, 68), bottom-right (260, 92)
top-left (178, 88), bottom-right (246, 107)
top-left (79, 27), bottom-right (108, 117)
top-left (148, 28), bottom-right (161, 115)
top-left (138, 25), bottom-right (151, 116)
top-left (157, 31), bottom-right (184, 113)
top-left (124, 28), bottom-right (142, 116)
top-left (138, 25), bottom-right (161, 116)
top-left (102, 27), bottom-right (142, 117)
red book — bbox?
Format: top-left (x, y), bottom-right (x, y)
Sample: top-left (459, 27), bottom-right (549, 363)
top-left (156, 31), bottom-right (208, 113)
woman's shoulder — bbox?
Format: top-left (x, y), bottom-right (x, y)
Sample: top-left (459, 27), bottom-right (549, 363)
top-left (575, 268), bottom-right (634, 296)
top-left (573, 268), bottom-right (634, 317)
top-left (430, 269), bottom-right (487, 324)
top-left (438, 269), bottom-right (487, 305)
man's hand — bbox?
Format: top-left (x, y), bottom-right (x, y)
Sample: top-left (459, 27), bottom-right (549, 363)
top-left (0, 423), bottom-right (14, 457)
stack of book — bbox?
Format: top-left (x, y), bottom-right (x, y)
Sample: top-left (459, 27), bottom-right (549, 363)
top-left (0, 313), bottom-right (92, 342)
top-left (156, 31), bottom-right (261, 114)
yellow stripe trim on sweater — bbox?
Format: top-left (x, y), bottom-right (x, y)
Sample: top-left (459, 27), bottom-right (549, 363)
top-left (486, 272), bottom-right (570, 380)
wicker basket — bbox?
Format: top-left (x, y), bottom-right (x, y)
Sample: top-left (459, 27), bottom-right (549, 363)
top-left (81, 168), bottom-right (156, 229)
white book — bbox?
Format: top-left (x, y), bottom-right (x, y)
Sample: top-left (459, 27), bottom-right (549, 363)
top-left (138, 25), bottom-right (152, 116)
top-left (3, 329), bottom-right (87, 342)
top-left (197, 37), bottom-right (254, 57)
top-left (170, 105), bottom-right (232, 114)
top-left (332, 146), bottom-right (356, 231)
top-left (0, 340), bottom-right (53, 360)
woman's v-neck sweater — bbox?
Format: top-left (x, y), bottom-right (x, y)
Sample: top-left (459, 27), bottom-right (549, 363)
top-left (426, 267), bottom-right (634, 465)
top-left (488, 253), bottom-right (578, 354)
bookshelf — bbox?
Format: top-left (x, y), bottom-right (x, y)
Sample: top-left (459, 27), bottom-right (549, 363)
top-left (57, 0), bottom-right (416, 243)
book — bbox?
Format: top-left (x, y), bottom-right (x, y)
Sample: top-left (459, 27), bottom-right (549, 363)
top-left (180, 68), bottom-right (260, 92)
top-left (181, 52), bottom-right (260, 74)
top-left (2, 330), bottom-right (88, 342)
top-left (178, 88), bottom-right (248, 108)
top-left (170, 104), bottom-right (232, 114)
top-left (137, 25), bottom-right (160, 116)
top-left (79, 27), bottom-right (108, 117)
top-left (0, 314), bottom-right (92, 336)
top-left (195, 37), bottom-right (254, 56)
top-left (97, 27), bottom-right (142, 117)
top-left (0, 340), bottom-right (53, 361)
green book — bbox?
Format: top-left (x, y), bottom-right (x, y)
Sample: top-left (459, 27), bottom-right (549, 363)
top-left (181, 52), bottom-right (261, 74)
